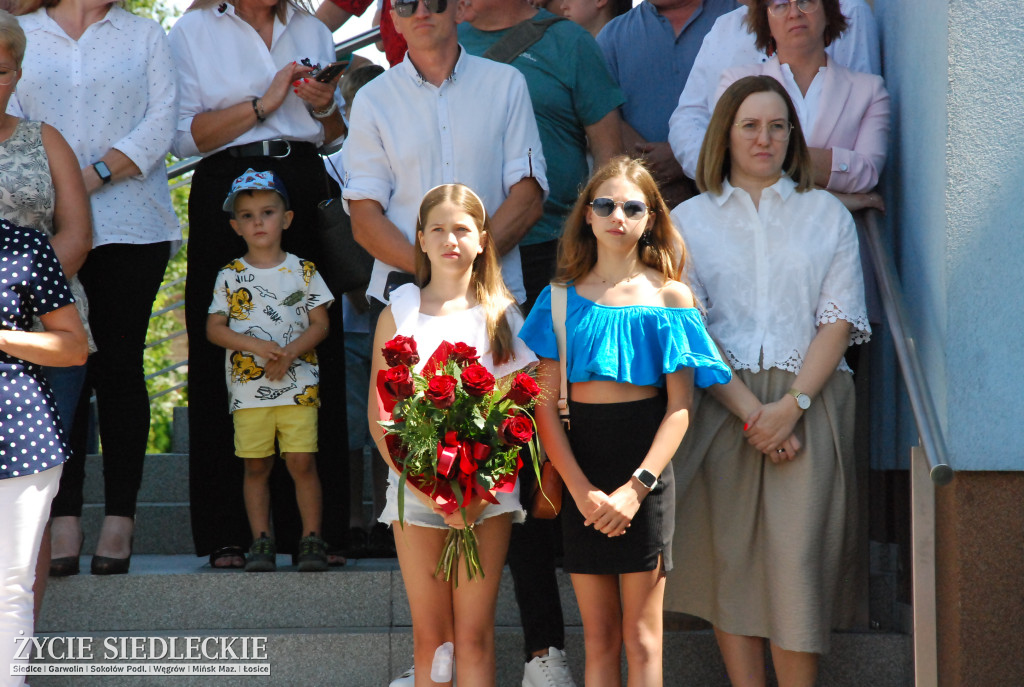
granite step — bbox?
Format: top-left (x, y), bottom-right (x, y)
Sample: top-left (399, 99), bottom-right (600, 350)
top-left (35, 556), bottom-right (912, 686)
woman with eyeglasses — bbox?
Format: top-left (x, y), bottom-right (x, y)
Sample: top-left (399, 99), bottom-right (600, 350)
top-left (168, 0), bottom-right (349, 570)
top-left (519, 156), bottom-right (730, 686)
top-left (669, 76), bottom-right (869, 687)
top-left (713, 0), bottom-right (889, 213)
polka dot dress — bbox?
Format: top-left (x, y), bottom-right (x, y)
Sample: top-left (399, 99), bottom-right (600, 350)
top-left (0, 220), bottom-right (75, 480)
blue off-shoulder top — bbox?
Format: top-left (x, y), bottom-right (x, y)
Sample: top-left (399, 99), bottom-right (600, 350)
top-left (519, 285), bottom-right (732, 389)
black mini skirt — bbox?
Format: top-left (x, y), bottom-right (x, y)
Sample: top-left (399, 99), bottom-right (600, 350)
top-left (562, 395), bottom-right (674, 575)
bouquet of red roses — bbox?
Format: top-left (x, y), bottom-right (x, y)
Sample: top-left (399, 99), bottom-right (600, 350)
top-left (376, 335), bottom-right (542, 584)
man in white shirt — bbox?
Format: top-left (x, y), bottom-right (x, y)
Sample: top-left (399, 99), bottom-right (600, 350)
top-left (342, 0), bottom-right (547, 319)
top-left (668, 0), bottom-right (880, 180)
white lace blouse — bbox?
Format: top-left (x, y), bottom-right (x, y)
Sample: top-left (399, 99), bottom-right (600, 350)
top-left (671, 177), bottom-right (870, 374)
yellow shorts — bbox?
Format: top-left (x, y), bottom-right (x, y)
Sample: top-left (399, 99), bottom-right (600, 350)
top-left (233, 405), bottom-right (318, 458)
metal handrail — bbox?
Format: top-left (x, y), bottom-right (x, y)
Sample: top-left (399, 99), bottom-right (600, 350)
top-left (164, 27), bottom-right (383, 183)
top-left (860, 209), bottom-right (953, 485)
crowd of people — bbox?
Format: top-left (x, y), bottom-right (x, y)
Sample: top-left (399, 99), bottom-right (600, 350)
top-left (0, 0), bottom-right (890, 685)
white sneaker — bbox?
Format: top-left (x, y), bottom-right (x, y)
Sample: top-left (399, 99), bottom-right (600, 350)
top-left (389, 664), bottom-right (457, 686)
top-left (389, 666), bottom-right (414, 687)
top-left (522, 646), bottom-right (576, 687)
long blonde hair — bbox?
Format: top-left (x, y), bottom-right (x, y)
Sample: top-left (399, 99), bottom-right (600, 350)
top-left (557, 156), bottom-right (685, 285)
top-left (414, 184), bottom-right (518, 366)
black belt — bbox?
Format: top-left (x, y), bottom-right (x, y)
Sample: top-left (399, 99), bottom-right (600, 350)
top-left (222, 140), bottom-right (317, 159)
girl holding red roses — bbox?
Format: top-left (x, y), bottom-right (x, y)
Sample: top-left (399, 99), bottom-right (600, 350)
top-left (368, 184), bottom-right (536, 686)
top-left (518, 157), bottom-right (732, 686)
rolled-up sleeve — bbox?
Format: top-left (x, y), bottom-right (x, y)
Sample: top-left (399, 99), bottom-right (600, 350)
top-left (500, 73), bottom-right (549, 200)
top-left (340, 91), bottom-right (395, 213)
top-left (112, 25), bottom-right (178, 177)
top-left (826, 75), bottom-right (890, 194)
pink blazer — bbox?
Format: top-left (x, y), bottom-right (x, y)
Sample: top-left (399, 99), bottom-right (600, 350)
top-left (716, 57), bottom-right (890, 194)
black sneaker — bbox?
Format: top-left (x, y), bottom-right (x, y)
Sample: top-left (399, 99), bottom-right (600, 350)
top-left (245, 533), bottom-right (276, 572)
top-left (297, 532), bottom-right (328, 572)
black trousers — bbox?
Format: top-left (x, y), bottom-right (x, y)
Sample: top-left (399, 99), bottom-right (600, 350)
top-left (185, 145), bottom-right (348, 556)
top-left (508, 239), bottom-right (566, 658)
top-left (51, 241), bottom-right (170, 518)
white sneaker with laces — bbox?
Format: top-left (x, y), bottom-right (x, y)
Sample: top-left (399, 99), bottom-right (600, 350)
top-left (522, 646), bottom-right (576, 687)
top-left (388, 666), bottom-right (414, 687)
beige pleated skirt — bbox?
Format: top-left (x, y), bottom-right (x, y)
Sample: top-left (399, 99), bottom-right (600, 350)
top-left (665, 368), bottom-right (859, 654)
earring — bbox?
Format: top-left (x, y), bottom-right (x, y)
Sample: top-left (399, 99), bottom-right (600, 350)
top-left (767, 37), bottom-right (776, 57)
top-left (639, 230), bottom-right (653, 248)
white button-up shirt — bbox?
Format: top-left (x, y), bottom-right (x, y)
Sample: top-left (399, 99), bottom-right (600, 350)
top-left (342, 48), bottom-right (548, 304)
top-left (669, 0), bottom-right (881, 180)
top-left (10, 6), bottom-right (180, 247)
top-left (168, 3), bottom-right (336, 159)
top-left (672, 177), bottom-right (869, 374)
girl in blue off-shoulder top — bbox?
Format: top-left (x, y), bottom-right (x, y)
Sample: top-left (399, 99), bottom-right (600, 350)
top-left (519, 157), bottom-right (731, 686)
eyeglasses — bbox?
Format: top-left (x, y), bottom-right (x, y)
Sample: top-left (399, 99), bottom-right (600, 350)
top-left (733, 119), bottom-right (793, 141)
top-left (0, 65), bottom-right (18, 86)
top-left (767, 0), bottom-right (819, 17)
top-left (589, 198), bottom-right (649, 219)
top-left (393, 0), bottom-right (448, 17)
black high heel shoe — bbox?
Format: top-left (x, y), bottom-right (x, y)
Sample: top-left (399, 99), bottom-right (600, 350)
top-left (50, 531), bottom-right (84, 577)
top-left (91, 537), bottom-right (133, 576)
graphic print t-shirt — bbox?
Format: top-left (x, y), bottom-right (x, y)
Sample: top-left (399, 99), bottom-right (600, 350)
top-left (209, 253), bottom-right (334, 411)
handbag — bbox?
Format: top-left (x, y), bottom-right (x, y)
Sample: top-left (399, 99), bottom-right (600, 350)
top-left (530, 283), bottom-right (570, 519)
top-left (316, 154), bottom-right (374, 296)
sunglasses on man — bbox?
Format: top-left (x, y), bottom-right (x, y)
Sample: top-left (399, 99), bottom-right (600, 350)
top-left (394, 0), bottom-right (448, 17)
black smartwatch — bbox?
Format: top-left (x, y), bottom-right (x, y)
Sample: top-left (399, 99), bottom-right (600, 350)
top-left (93, 161), bottom-right (112, 185)
top-left (632, 468), bottom-right (657, 490)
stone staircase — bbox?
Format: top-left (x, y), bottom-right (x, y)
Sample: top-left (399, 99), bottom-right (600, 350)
top-left (32, 453), bottom-right (913, 686)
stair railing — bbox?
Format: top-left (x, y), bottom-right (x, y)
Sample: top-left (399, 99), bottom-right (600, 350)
top-left (859, 208), bottom-right (952, 687)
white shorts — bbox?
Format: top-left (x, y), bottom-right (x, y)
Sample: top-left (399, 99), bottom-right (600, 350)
top-left (378, 471), bottom-right (525, 529)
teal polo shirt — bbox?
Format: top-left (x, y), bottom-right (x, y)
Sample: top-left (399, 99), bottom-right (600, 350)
top-left (459, 11), bottom-right (625, 246)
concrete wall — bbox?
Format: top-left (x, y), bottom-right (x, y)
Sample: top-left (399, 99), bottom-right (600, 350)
top-left (875, 0), bottom-right (1024, 471)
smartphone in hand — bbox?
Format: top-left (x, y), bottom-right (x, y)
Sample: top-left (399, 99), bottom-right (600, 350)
top-left (314, 61), bottom-right (348, 83)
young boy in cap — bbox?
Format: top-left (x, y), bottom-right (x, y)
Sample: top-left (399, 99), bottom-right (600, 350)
top-left (207, 169), bottom-right (334, 572)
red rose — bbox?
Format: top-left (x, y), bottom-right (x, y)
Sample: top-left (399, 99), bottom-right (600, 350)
top-left (383, 365), bottom-right (414, 399)
top-left (505, 373), bottom-right (541, 405)
top-left (500, 414), bottom-right (535, 445)
top-left (425, 375), bottom-right (457, 409)
top-left (450, 342), bottom-right (480, 366)
top-left (460, 364), bottom-right (496, 397)
top-left (382, 335), bottom-right (419, 368)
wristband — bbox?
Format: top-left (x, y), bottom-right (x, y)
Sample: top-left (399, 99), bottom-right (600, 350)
top-left (251, 98), bottom-right (266, 123)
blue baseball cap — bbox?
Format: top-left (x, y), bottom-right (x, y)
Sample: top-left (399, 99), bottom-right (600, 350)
top-left (222, 168), bottom-right (291, 213)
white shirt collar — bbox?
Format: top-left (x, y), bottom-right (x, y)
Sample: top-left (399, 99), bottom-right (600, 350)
top-left (38, 4), bottom-right (123, 36)
top-left (399, 44), bottom-right (465, 87)
top-left (716, 175), bottom-right (797, 206)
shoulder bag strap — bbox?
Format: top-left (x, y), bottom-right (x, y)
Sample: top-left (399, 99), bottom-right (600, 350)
top-left (482, 15), bottom-right (566, 65)
top-left (549, 282), bottom-right (570, 427)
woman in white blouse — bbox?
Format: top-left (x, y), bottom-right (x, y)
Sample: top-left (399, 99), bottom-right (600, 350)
top-left (169, 0), bottom-right (347, 569)
top-left (12, 0), bottom-right (180, 575)
top-left (668, 76), bottom-right (870, 687)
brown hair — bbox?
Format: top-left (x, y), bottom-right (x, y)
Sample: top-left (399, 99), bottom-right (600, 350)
top-left (414, 184), bottom-right (518, 366)
top-left (556, 156), bottom-right (685, 285)
top-left (340, 64), bottom-right (384, 106)
top-left (747, 0), bottom-right (848, 54)
top-left (696, 75), bottom-right (813, 195)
